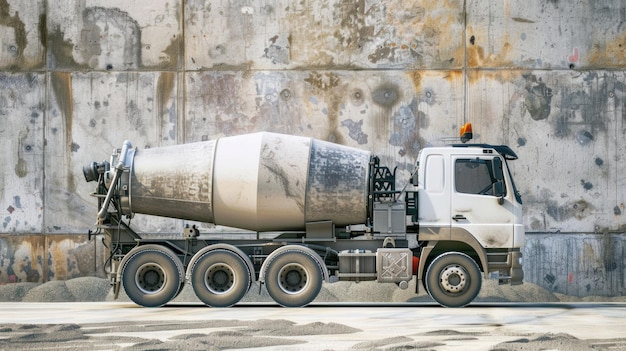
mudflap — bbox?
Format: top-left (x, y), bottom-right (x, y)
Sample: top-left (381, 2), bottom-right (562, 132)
top-left (113, 277), bottom-right (121, 299)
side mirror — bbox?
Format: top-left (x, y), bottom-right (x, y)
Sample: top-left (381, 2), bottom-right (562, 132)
top-left (492, 157), bottom-right (505, 205)
top-left (494, 180), bottom-right (505, 204)
top-left (493, 157), bottom-right (504, 181)
top-left (411, 171), bottom-right (418, 186)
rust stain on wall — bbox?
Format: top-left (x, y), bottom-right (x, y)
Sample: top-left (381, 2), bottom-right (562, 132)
top-left (466, 67), bottom-right (521, 86)
top-left (49, 239), bottom-right (68, 280)
top-left (160, 35), bottom-right (183, 69)
top-left (48, 27), bottom-right (86, 69)
top-left (0, 0), bottom-right (27, 70)
top-left (466, 42), bottom-right (512, 68)
top-left (47, 238), bottom-right (89, 280)
top-left (408, 71), bottom-right (422, 92)
top-left (586, 31), bottom-right (626, 68)
top-left (0, 237), bottom-right (43, 283)
top-left (443, 70), bottom-right (464, 85)
top-left (50, 71), bottom-right (77, 191)
top-left (157, 71), bottom-right (175, 128)
top-left (47, 236), bottom-right (99, 280)
top-left (0, 235), bottom-right (101, 283)
top-left (50, 72), bottom-right (73, 148)
top-left (466, 29), bottom-right (514, 68)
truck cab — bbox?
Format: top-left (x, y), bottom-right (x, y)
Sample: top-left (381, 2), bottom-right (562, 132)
top-left (414, 143), bottom-right (524, 305)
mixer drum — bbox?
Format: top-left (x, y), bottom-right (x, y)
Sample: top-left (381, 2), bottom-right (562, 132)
top-left (121, 132), bottom-right (371, 231)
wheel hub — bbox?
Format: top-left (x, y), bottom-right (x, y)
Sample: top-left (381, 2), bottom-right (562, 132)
top-left (439, 264), bottom-right (468, 293)
top-left (278, 263), bottom-right (308, 294)
top-left (135, 263), bottom-right (166, 294)
top-left (206, 263), bottom-right (235, 294)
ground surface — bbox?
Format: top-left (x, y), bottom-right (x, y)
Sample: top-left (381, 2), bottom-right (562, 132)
top-left (1, 301), bottom-right (625, 350)
top-left (1, 278), bottom-right (625, 350)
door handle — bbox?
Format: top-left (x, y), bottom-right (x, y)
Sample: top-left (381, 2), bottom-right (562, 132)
top-left (452, 214), bottom-right (466, 221)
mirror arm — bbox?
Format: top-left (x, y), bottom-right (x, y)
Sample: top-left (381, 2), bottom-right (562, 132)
top-left (497, 196), bottom-right (504, 205)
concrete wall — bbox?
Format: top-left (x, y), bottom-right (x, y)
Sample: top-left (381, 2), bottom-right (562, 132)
top-left (1, 0), bottom-right (625, 297)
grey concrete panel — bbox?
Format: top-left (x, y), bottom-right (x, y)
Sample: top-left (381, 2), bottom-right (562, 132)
top-left (525, 232), bottom-right (626, 297)
top-left (466, 70), bottom-right (626, 233)
top-left (467, 0), bottom-right (626, 69)
top-left (0, 0), bottom-right (46, 70)
top-left (46, 234), bottom-right (105, 281)
top-left (0, 234), bottom-right (105, 283)
top-left (185, 0), bottom-right (465, 70)
top-left (0, 235), bottom-right (44, 283)
top-left (45, 71), bottom-right (181, 234)
top-left (47, 0), bottom-right (182, 70)
top-left (0, 73), bottom-right (45, 233)
top-left (185, 70), bottom-right (465, 177)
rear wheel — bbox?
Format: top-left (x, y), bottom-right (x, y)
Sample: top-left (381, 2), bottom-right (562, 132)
top-left (190, 249), bottom-right (251, 307)
top-left (121, 245), bottom-right (184, 307)
top-left (425, 252), bottom-right (481, 308)
top-left (264, 250), bottom-right (322, 307)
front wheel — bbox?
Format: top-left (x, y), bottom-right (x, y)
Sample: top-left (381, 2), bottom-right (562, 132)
top-left (264, 250), bottom-right (323, 307)
top-left (121, 245), bottom-right (184, 307)
top-left (425, 252), bottom-right (482, 308)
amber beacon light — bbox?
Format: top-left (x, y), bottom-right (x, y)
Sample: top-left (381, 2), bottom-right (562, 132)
top-left (460, 123), bottom-right (473, 143)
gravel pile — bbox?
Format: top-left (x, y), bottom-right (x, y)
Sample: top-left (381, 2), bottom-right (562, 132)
top-left (3, 276), bottom-right (620, 303)
top-left (0, 277), bottom-right (112, 303)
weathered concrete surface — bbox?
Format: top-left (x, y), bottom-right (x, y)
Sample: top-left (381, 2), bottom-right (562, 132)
top-left (47, 0), bottom-right (182, 70)
top-left (185, 0), bottom-right (465, 70)
top-left (0, 0), bottom-right (45, 70)
top-left (0, 234), bottom-right (105, 283)
top-left (46, 71), bottom-right (181, 234)
top-left (1, 73), bottom-right (45, 234)
top-left (1, 0), bottom-right (626, 297)
top-left (468, 1), bottom-right (626, 69)
top-left (525, 232), bottom-right (626, 298)
top-left (468, 70), bottom-right (626, 233)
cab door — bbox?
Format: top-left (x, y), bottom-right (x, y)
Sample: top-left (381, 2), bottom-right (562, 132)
top-left (450, 154), bottom-right (515, 248)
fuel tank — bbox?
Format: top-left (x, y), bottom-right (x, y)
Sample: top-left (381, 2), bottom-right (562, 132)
top-left (116, 132), bottom-right (371, 231)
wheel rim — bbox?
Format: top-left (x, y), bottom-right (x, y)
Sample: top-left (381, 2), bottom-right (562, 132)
top-left (205, 263), bottom-right (236, 294)
top-left (439, 264), bottom-right (468, 294)
top-left (277, 263), bottom-right (309, 295)
top-left (135, 262), bottom-right (167, 294)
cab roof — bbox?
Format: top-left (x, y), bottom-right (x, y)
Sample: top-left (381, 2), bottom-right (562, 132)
top-left (452, 144), bottom-right (518, 160)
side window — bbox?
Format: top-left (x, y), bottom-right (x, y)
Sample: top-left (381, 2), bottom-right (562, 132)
top-left (424, 154), bottom-right (444, 192)
top-left (455, 158), bottom-right (505, 196)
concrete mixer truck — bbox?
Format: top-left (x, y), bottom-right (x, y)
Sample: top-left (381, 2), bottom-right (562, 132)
top-left (83, 126), bottom-right (524, 308)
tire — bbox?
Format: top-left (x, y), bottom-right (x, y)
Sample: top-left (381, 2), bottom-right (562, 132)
top-left (425, 252), bottom-right (482, 308)
top-left (190, 249), bottom-right (251, 307)
top-left (264, 250), bottom-right (323, 307)
top-left (121, 245), bottom-right (184, 307)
